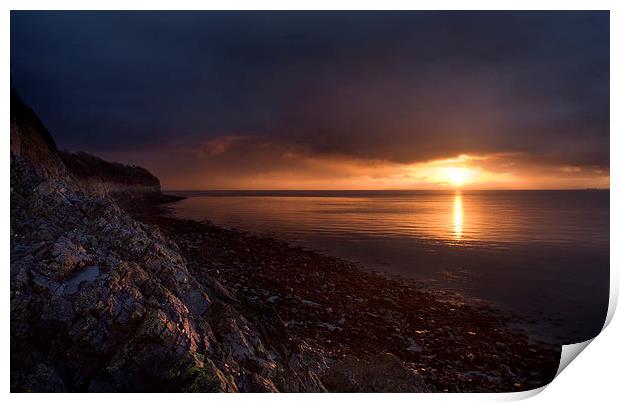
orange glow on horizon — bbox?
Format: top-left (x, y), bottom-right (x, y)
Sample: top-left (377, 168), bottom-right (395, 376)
top-left (101, 149), bottom-right (610, 191)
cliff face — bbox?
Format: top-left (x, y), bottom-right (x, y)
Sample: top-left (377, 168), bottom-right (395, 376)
top-left (10, 90), bottom-right (64, 178)
top-left (59, 151), bottom-right (161, 197)
top-left (9, 95), bottom-right (328, 392)
top-left (11, 91), bottom-right (162, 198)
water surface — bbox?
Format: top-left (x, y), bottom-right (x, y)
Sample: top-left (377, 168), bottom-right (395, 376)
top-left (168, 190), bottom-right (609, 343)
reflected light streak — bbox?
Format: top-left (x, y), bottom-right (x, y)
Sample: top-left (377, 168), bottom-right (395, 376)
top-left (453, 191), bottom-right (463, 240)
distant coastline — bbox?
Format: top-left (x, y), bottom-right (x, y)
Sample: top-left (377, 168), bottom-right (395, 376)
top-left (163, 188), bottom-right (610, 197)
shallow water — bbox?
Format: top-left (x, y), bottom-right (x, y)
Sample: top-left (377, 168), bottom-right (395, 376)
top-left (168, 190), bottom-right (609, 344)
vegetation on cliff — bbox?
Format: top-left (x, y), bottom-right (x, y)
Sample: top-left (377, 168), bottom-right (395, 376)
top-left (59, 151), bottom-right (160, 189)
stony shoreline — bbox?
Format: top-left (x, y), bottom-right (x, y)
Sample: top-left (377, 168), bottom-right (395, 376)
top-left (123, 199), bottom-right (561, 392)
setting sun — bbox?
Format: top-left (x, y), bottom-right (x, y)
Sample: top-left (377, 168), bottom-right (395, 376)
top-left (444, 167), bottom-right (474, 187)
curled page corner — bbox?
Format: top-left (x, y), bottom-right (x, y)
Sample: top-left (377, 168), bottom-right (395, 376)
top-left (502, 339), bottom-right (595, 401)
top-left (533, 285), bottom-right (617, 394)
top-left (553, 289), bottom-right (614, 380)
top-left (504, 385), bottom-right (548, 401)
top-left (555, 339), bottom-right (594, 378)
top-left (550, 276), bottom-right (620, 377)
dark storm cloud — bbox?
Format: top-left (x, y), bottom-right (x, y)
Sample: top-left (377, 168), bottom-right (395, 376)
top-left (10, 11), bottom-right (609, 170)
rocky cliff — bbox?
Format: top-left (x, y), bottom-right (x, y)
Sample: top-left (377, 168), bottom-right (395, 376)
top-left (10, 90), bottom-right (64, 178)
top-left (59, 151), bottom-right (161, 197)
top-left (9, 95), bottom-right (329, 392)
top-left (11, 90), bottom-right (163, 198)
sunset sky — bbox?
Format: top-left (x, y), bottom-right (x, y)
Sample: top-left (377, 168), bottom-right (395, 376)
top-left (10, 11), bottom-right (609, 190)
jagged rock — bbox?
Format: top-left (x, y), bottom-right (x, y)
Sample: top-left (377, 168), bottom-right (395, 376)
top-left (46, 236), bottom-right (90, 279)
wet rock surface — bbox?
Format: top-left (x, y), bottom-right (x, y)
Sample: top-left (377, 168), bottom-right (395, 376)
top-left (10, 155), bottom-right (326, 392)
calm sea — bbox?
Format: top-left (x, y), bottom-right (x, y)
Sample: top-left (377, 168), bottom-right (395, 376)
top-left (167, 190), bottom-right (609, 344)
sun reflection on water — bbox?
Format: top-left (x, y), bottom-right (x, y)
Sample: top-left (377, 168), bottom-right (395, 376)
top-left (453, 192), bottom-right (463, 240)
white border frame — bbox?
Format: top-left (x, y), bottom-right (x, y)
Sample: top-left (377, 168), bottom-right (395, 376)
top-left (2, 2), bottom-right (617, 402)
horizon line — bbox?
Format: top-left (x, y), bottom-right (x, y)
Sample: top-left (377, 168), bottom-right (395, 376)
top-left (162, 188), bottom-right (610, 192)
